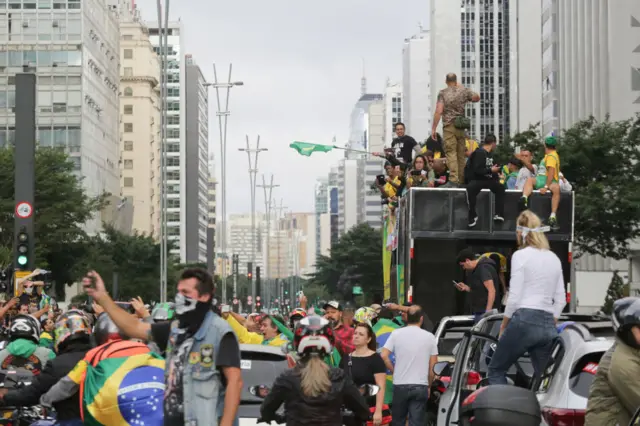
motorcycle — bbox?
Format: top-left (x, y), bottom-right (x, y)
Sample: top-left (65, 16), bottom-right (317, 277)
top-left (251, 383), bottom-right (381, 426)
top-left (0, 369), bottom-right (56, 426)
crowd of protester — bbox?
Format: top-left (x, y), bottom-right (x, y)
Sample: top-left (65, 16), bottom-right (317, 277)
top-left (373, 72), bottom-right (572, 232)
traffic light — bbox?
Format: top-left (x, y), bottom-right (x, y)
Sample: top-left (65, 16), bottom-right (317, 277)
top-left (256, 296), bottom-right (261, 310)
top-left (247, 262), bottom-right (253, 281)
top-left (15, 227), bottom-right (30, 269)
top-left (256, 266), bottom-right (261, 299)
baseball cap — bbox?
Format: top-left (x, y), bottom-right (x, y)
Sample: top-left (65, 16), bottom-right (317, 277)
top-left (323, 301), bottom-right (342, 311)
top-left (545, 136), bottom-right (557, 146)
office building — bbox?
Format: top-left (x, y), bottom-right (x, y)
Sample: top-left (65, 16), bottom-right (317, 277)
top-left (430, 0), bottom-right (515, 140)
top-left (346, 94), bottom-right (383, 158)
top-left (118, 10), bottom-right (161, 238)
top-left (402, 30), bottom-right (431, 142)
top-left (367, 99), bottom-right (384, 153)
top-left (336, 157), bottom-right (383, 236)
top-left (184, 54), bottom-right (209, 264)
top-left (147, 20), bottom-right (185, 258)
top-left (327, 165), bottom-right (340, 246)
top-left (314, 178), bottom-right (328, 257)
top-left (383, 82), bottom-right (403, 145)
top-left (0, 0), bottom-right (121, 234)
top-left (207, 154), bottom-right (216, 273)
top-left (228, 213), bottom-right (265, 274)
top-left (267, 212), bottom-right (315, 279)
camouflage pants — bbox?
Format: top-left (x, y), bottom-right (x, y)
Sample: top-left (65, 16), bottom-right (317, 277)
top-left (443, 124), bottom-right (466, 184)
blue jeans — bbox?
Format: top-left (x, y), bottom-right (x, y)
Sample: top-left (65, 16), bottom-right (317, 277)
top-left (391, 384), bottom-right (429, 426)
top-left (488, 308), bottom-right (558, 385)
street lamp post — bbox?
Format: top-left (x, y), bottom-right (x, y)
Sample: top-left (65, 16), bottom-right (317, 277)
top-left (239, 137), bottom-right (268, 311)
top-left (156, 0), bottom-right (170, 302)
top-left (206, 65), bottom-right (243, 304)
top-left (257, 175), bottom-right (279, 282)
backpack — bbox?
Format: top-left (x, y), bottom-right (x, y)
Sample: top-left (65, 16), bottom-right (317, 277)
top-left (77, 340), bottom-right (165, 426)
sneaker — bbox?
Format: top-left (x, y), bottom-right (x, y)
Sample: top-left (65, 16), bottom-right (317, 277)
top-left (493, 215), bottom-right (505, 222)
top-left (518, 197), bottom-right (528, 212)
top-left (549, 216), bottom-right (559, 231)
top-left (468, 216), bottom-right (478, 228)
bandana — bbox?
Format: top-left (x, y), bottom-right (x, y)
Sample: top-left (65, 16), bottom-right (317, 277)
top-left (517, 225), bottom-right (550, 239)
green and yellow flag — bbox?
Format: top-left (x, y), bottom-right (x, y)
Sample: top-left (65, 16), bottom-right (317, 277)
top-left (289, 141), bottom-right (334, 156)
top-left (71, 352), bottom-right (165, 426)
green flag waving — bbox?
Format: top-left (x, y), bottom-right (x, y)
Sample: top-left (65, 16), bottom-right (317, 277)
top-left (289, 141), bottom-right (334, 157)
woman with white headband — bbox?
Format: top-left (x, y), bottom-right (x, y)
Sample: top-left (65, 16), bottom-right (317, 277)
top-left (487, 210), bottom-right (567, 385)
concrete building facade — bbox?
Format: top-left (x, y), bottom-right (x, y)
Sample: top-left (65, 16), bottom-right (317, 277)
top-left (402, 30), bottom-right (431, 142)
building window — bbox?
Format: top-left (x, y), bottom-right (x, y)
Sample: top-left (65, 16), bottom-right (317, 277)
top-left (124, 141), bottom-right (133, 151)
top-left (124, 159), bottom-right (133, 169)
top-left (123, 87), bottom-right (133, 96)
top-left (124, 67), bottom-right (133, 77)
top-left (124, 123), bottom-right (133, 132)
top-left (123, 177), bottom-right (134, 187)
top-left (123, 49), bottom-right (133, 59)
top-left (124, 105), bottom-right (133, 115)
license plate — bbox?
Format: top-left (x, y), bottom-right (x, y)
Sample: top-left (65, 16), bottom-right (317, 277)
top-left (241, 360), bottom-right (252, 370)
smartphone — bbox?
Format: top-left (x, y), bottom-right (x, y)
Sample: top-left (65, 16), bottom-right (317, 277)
top-left (221, 305), bottom-right (231, 313)
top-left (376, 175), bottom-right (386, 185)
top-left (452, 280), bottom-right (459, 287)
top-left (116, 302), bottom-right (135, 314)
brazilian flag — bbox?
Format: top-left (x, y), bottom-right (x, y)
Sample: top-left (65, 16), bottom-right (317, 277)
top-left (71, 352), bottom-right (165, 425)
top-left (374, 319), bottom-right (401, 404)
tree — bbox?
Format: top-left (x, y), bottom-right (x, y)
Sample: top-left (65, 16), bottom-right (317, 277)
top-left (81, 225), bottom-right (179, 303)
top-left (601, 271), bottom-right (626, 315)
top-left (0, 148), bottom-right (107, 297)
top-left (308, 223), bottom-right (382, 300)
top-left (493, 116), bottom-right (640, 259)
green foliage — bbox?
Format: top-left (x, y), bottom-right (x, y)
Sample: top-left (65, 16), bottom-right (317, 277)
top-left (301, 282), bottom-right (330, 304)
top-left (82, 225), bottom-right (179, 303)
top-left (601, 271), bottom-right (626, 315)
top-left (308, 223), bottom-right (383, 299)
top-left (0, 148), bottom-right (107, 296)
top-left (493, 116), bottom-right (640, 259)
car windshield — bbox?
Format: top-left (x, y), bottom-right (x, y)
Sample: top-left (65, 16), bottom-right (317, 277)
top-left (240, 348), bottom-right (288, 403)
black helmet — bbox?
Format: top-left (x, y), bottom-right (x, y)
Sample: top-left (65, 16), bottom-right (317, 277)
top-left (93, 313), bottom-right (126, 346)
top-left (612, 297), bottom-right (640, 348)
top-left (293, 315), bottom-right (334, 357)
top-left (54, 310), bottom-right (92, 352)
top-left (10, 314), bottom-right (40, 344)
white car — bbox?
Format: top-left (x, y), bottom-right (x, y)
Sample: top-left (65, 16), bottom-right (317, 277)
top-left (237, 344), bottom-right (289, 426)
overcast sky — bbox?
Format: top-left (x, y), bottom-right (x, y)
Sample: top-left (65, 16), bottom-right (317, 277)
top-left (136, 0), bottom-right (430, 217)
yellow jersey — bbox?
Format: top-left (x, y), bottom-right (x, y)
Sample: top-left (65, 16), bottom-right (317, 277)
top-left (479, 252), bottom-right (507, 274)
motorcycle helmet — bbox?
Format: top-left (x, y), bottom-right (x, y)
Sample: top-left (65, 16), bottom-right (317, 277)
top-left (354, 307), bottom-right (377, 326)
top-left (293, 315), bottom-right (334, 357)
top-left (612, 297), bottom-right (640, 349)
top-left (54, 310), bottom-right (92, 352)
top-left (151, 302), bottom-right (175, 322)
top-left (10, 314), bottom-right (40, 344)
top-left (94, 312), bottom-right (126, 346)
top-left (289, 308), bottom-right (307, 328)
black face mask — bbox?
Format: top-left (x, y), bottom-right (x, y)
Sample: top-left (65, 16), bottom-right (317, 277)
top-left (175, 293), bottom-right (211, 334)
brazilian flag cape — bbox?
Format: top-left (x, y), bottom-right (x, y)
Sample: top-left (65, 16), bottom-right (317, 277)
top-left (69, 340), bottom-right (166, 426)
top-left (374, 319), bottom-right (401, 404)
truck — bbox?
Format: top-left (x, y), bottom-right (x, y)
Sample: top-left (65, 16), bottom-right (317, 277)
top-left (388, 187), bottom-right (574, 326)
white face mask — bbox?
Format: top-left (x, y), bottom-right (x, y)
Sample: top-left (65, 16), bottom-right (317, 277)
top-left (25, 287), bottom-right (33, 295)
top-left (174, 293), bottom-right (198, 315)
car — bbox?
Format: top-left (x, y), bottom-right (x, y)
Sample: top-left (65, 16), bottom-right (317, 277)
top-left (536, 321), bottom-right (614, 426)
top-left (435, 312), bottom-right (614, 426)
top-left (433, 315), bottom-right (475, 363)
top-left (237, 344), bottom-right (289, 426)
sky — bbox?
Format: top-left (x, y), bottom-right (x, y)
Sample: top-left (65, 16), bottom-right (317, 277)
top-left (136, 0), bottom-right (430, 217)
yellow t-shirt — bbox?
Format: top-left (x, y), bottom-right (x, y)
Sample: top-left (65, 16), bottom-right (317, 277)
top-left (420, 145), bottom-right (442, 159)
top-left (466, 139), bottom-right (479, 154)
top-left (479, 252), bottom-right (507, 274)
top-left (384, 177), bottom-right (400, 197)
top-left (542, 151), bottom-right (560, 182)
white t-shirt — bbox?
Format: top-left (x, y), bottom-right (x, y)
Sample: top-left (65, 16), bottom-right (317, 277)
top-left (515, 165), bottom-right (537, 190)
top-left (383, 325), bottom-right (438, 386)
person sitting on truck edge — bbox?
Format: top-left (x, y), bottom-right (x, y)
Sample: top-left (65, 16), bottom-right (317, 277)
top-left (519, 136), bottom-right (562, 231)
top-left (464, 134), bottom-right (505, 228)
top-left (454, 248), bottom-right (499, 323)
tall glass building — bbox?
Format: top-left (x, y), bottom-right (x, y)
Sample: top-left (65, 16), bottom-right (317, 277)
top-left (346, 94), bottom-right (383, 156)
top-left (0, 0), bottom-right (121, 233)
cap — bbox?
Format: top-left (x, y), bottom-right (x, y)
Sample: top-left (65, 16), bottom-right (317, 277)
top-left (545, 136), bottom-right (557, 146)
top-left (323, 301), bottom-right (342, 311)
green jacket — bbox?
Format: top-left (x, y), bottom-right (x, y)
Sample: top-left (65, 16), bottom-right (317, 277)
top-left (586, 339), bottom-right (640, 426)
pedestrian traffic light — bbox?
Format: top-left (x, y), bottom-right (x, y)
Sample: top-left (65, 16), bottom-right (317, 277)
top-left (247, 262), bottom-right (253, 281)
top-left (16, 227), bottom-right (30, 268)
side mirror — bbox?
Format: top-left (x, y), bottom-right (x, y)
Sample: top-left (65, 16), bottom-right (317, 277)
top-left (433, 361), bottom-right (451, 377)
top-left (249, 385), bottom-right (271, 398)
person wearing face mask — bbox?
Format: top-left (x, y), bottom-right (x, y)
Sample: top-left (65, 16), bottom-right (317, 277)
top-left (83, 268), bottom-right (243, 426)
top-left (19, 279), bottom-right (42, 307)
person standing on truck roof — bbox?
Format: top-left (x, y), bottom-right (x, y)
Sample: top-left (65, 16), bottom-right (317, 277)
top-left (455, 248), bottom-right (499, 323)
top-left (431, 73), bottom-right (481, 186)
top-left (519, 136), bottom-right (562, 231)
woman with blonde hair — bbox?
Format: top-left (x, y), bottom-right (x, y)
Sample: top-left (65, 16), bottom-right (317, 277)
top-left (260, 315), bottom-right (369, 426)
top-left (487, 210), bottom-right (566, 385)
